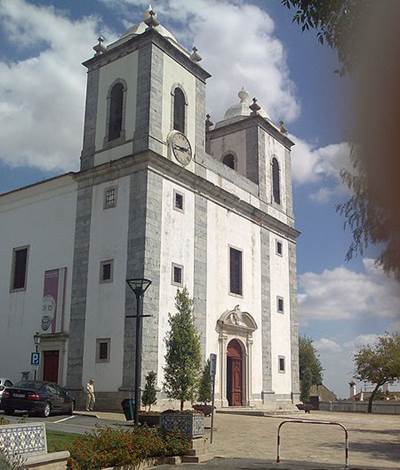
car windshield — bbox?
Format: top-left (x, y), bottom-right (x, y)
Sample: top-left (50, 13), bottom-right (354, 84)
top-left (15, 381), bottom-right (43, 390)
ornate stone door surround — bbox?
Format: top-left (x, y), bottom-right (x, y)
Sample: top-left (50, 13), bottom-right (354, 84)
top-left (216, 305), bottom-right (258, 407)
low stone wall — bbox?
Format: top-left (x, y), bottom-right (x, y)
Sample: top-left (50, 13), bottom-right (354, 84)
top-left (320, 400), bottom-right (400, 414)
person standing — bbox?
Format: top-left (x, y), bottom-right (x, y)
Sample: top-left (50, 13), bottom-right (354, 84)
top-left (86, 378), bottom-right (95, 412)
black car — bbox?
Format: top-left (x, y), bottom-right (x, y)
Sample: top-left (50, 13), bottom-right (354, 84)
top-left (1, 381), bottom-right (74, 417)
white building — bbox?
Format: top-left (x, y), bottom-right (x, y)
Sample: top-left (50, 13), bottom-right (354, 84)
top-left (0, 8), bottom-right (300, 410)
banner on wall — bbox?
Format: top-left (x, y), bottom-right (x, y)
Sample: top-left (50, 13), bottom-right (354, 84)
top-left (41, 268), bottom-right (67, 334)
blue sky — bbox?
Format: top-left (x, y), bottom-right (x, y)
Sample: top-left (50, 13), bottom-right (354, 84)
top-left (1, 0), bottom-right (398, 397)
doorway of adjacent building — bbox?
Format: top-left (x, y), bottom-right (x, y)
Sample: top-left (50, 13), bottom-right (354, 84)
top-left (43, 350), bottom-right (59, 384)
top-left (227, 339), bottom-right (243, 406)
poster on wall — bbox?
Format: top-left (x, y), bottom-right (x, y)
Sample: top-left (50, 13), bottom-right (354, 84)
top-left (41, 268), bottom-right (67, 334)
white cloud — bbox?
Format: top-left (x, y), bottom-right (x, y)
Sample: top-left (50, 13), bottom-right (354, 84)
top-left (290, 136), bottom-right (351, 201)
top-left (101, 0), bottom-right (300, 123)
top-left (0, 0), bottom-right (111, 171)
top-left (298, 258), bottom-right (400, 321)
top-left (314, 337), bottom-right (341, 353)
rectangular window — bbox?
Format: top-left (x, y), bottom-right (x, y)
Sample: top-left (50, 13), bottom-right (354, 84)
top-left (100, 260), bottom-right (114, 283)
top-left (173, 190), bottom-right (184, 212)
top-left (277, 296), bottom-right (284, 313)
top-left (96, 338), bottom-right (111, 363)
top-left (103, 186), bottom-right (118, 209)
top-left (230, 247), bottom-right (243, 295)
top-left (278, 356), bottom-right (286, 373)
top-left (276, 240), bottom-right (283, 256)
top-left (11, 246), bottom-right (29, 291)
top-left (171, 263), bottom-right (183, 287)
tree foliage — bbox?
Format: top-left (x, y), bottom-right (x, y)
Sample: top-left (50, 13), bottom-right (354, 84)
top-left (354, 333), bottom-right (400, 413)
top-left (141, 371), bottom-right (157, 412)
top-left (282, 0), bottom-right (400, 279)
top-left (299, 336), bottom-right (323, 401)
top-left (198, 359), bottom-right (212, 405)
top-left (163, 288), bottom-right (202, 411)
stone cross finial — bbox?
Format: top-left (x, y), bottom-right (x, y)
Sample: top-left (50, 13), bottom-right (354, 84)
top-left (190, 46), bottom-right (202, 62)
top-left (249, 97), bottom-right (261, 116)
top-left (144, 5), bottom-right (160, 28)
top-left (205, 114), bottom-right (214, 132)
top-left (93, 36), bottom-right (106, 56)
top-left (279, 120), bottom-right (288, 135)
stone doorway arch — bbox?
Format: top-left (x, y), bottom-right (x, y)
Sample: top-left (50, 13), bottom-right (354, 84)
top-left (216, 305), bottom-right (258, 407)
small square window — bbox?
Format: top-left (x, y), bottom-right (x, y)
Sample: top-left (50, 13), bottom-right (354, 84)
top-left (103, 186), bottom-right (118, 209)
top-left (96, 338), bottom-right (111, 363)
top-left (278, 356), bottom-right (285, 373)
top-left (277, 296), bottom-right (284, 313)
top-left (100, 260), bottom-right (113, 283)
top-left (276, 240), bottom-right (283, 256)
top-left (173, 190), bottom-right (184, 212)
top-left (10, 246), bottom-right (29, 292)
top-left (171, 263), bottom-right (183, 286)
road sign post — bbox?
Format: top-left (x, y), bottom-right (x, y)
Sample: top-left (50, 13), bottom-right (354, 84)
top-left (31, 352), bottom-right (40, 380)
top-left (210, 353), bottom-right (217, 444)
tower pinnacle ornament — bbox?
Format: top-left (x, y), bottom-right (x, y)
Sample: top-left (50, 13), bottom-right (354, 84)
top-left (144, 5), bottom-right (160, 28)
top-left (249, 97), bottom-right (261, 116)
top-left (93, 36), bottom-right (106, 56)
top-left (190, 46), bottom-right (202, 62)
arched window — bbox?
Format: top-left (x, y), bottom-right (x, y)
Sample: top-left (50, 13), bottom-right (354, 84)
top-left (272, 157), bottom-right (281, 204)
top-left (108, 83), bottom-right (124, 141)
top-left (222, 153), bottom-right (235, 170)
top-left (173, 87), bottom-right (185, 133)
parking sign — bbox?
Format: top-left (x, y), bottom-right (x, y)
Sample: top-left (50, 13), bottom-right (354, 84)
top-left (31, 352), bottom-right (40, 366)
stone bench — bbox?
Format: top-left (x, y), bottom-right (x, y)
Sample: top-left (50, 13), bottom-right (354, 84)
top-left (0, 422), bottom-right (70, 469)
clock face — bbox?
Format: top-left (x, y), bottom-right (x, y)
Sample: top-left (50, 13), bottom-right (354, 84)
top-left (169, 131), bottom-right (192, 166)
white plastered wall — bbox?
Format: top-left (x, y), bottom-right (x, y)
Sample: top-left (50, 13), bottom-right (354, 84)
top-left (208, 130), bottom-right (247, 176)
top-left (269, 234), bottom-right (292, 395)
top-left (161, 54), bottom-right (196, 173)
top-left (157, 179), bottom-right (195, 388)
top-left (0, 177), bottom-right (77, 386)
top-left (206, 202), bottom-right (263, 400)
top-left (82, 176), bottom-right (130, 392)
top-left (94, 51), bottom-right (139, 160)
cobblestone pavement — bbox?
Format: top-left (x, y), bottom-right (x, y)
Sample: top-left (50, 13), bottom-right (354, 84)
top-left (161, 411), bottom-right (400, 469)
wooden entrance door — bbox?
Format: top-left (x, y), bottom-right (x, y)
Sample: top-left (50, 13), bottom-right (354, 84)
top-left (43, 350), bottom-right (59, 384)
top-left (227, 340), bottom-right (243, 406)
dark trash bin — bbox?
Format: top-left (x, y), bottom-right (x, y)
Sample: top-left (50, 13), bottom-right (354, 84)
top-left (121, 398), bottom-right (135, 421)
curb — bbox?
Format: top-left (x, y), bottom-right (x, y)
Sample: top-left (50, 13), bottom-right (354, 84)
top-left (73, 411), bottom-right (100, 419)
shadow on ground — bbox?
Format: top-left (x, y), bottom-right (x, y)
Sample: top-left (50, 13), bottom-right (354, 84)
top-left (326, 440), bottom-right (400, 464)
top-left (158, 457), bottom-right (395, 470)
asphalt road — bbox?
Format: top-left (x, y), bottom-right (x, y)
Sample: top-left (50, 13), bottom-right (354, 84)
top-left (0, 410), bottom-right (124, 434)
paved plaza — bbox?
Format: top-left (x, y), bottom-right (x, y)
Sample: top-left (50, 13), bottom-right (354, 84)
top-left (163, 411), bottom-right (400, 469)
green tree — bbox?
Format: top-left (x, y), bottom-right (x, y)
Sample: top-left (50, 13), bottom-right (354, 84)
top-left (354, 333), bottom-right (400, 413)
top-left (141, 371), bottom-right (157, 412)
top-left (163, 288), bottom-right (202, 411)
top-left (282, 1), bottom-right (400, 279)
top-left (299, 336), bottom-right (323, 401)
top-left (198, 359), bottom-right (212, 405)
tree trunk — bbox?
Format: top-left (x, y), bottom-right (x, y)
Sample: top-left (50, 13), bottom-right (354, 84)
top-left (180, 400), bottom-right (184, 411)
top-left (367, 383), bottom-right (381, 413)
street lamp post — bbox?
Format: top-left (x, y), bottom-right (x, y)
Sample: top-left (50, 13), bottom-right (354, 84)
top-left (126, 278), bottom-right (152, 425)
top-left (33, 332), bottom-right (40, 381)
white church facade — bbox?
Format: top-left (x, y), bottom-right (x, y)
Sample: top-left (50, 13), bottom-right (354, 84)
top-left (0, 8), bottom-right (300, 410)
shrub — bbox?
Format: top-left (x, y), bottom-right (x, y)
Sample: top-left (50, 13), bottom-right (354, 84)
top-left (67, 426), bottom-right (189, 469)
top-left (142, 371), bottom-right (157, 411)
top-left (198, 359), bottom-right (212, 405)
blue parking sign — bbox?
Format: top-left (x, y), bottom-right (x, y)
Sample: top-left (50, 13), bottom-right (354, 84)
top-left (31, 352), bottom-right (40, 366)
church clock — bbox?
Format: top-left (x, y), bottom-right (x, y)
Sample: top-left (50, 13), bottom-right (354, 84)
top-left (168, 131), bottom-right (192, 166)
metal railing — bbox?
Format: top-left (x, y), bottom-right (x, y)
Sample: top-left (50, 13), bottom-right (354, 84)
top-left (276, 419), bottom-right (349, 468)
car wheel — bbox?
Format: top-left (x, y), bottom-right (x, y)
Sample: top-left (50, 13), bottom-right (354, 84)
top-left (4, 409), bottom-right (14, 416)
top-left (42, 403), bottom-right (51, 418)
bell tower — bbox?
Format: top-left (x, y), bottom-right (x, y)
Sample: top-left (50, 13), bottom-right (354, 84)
top-left (80, 6), bottom-right (211, 171)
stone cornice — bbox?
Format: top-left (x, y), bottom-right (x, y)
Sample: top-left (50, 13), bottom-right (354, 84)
top-left (208, 115), bottom-right (295, 150)
top-left (75, 151), bottom-right (300, 241)
top-left (83, 28), bottom-right (211, 83)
